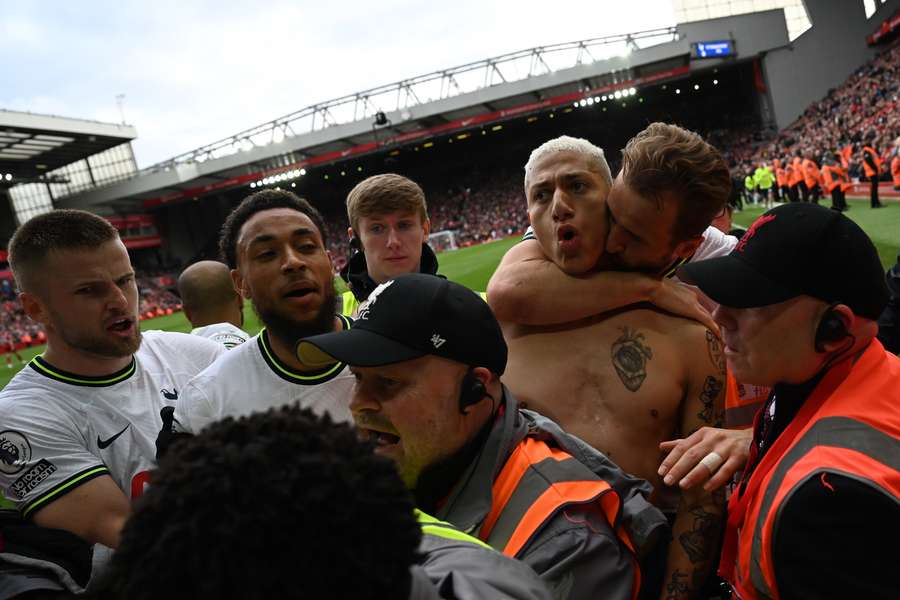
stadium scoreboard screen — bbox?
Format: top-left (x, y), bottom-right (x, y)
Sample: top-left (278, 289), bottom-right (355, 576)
top-left (691, 40), bottom-right (735, 59)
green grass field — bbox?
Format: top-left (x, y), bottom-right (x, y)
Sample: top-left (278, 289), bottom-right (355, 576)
top-left (1, 198), bottom-right (895, 390)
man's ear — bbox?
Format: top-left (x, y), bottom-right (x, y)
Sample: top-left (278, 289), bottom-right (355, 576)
top-left (231, 268), bottom-right (250, 300)
top-left (422, 217), bottom-right (431, 238)
top-left (673, 234), bottom-right (703, 260)
top-left (19, 292), bottom-right (48, 328)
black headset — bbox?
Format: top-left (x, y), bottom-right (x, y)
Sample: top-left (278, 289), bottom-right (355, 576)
top-left (814, 303), bottom-right (848, 352)
top-left (458, 368), bottom-right (489, 414)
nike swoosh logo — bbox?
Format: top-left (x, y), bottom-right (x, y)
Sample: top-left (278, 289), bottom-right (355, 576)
top-left (97, 425), bottom-right (130, 450)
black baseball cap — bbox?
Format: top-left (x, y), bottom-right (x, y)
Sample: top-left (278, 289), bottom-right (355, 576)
top-left (297, 273), bottom-right (508, 374)
top-left (679, 203), bottom-right (888, 319)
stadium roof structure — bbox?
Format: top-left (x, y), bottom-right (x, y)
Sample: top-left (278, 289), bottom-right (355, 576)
top-left (59, 9), bottom-right (798, 212)
top-left (0, 110), bottom-right (137, 184)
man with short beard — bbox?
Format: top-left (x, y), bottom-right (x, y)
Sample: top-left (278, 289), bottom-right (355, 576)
top-left (171, 190), bottom-right (354, 435)
top-left (0, 210), bottom-right (224, 593)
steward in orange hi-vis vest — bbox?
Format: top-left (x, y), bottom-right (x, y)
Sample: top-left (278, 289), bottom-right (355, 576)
top-left (678, 204), bottom-right (897, 600)
top-left (720, 341), bottom-right (900, 599)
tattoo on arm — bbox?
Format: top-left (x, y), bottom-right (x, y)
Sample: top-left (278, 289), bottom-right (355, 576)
top-left (697, 376), bottom-right (724, 425)
top-left (611, 327), bottom-right (653, 392)
top-left (678, 505), bottom-right (721, 564)
top-left (705, 330), bottom-right (726, 374)
top-left (665, 569), bottom-right (689, 600)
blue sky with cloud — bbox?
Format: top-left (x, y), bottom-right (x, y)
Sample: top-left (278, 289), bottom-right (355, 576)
top-left (2, 1), bottom-right (675, 167)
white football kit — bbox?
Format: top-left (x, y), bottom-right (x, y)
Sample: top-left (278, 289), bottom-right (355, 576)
top-left (0, 331), bottom-right (225, 516)
top-left (174, 316), bottom-right (355, 434)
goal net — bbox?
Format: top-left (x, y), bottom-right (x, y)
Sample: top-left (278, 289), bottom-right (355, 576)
top-left (428, 230), bottom-right (458, 253)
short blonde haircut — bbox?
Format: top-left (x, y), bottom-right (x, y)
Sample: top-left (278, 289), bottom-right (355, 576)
top-left (345, 174), bottom-right (428, 234)
top-left (524, 136), bottom-right (613, 190)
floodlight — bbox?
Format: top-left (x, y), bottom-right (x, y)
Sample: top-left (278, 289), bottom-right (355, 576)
top-left (250, 182), bottom-right (256, 188)
top-left (694, 84), bottom-right (700, 90)
top-left (714, 79), bottom-right (719, 85)
top-left (587, 97), bottom-right (594, 105)
top-left (676, 89), bottom-right (681, 94)
top-left (300, 168), bottom-right (307, 175)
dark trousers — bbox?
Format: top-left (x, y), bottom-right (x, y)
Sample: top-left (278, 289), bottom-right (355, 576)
top-left (871, 178), bottom-right (882, 207)
top-left (810, 184), bottom-right (821, 204)
top-left (799, 181), bottom-right (810, 202)
top-left (830, 188), bottom-right (847, 211)
top-left (773, 184), bottom-right (781, 201)
top-left (788, 184), bottom-right (800, 203)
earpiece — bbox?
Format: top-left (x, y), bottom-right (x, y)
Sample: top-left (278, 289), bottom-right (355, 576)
top-left (814, 303), bottom-right (848, 352)
top-left (458, 368), bottom-right (488, 414)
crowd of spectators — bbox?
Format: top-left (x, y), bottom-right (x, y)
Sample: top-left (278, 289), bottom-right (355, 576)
top-left (734, 43), bottom-right (900, 182)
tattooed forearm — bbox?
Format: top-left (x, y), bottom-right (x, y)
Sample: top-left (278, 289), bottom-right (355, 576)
top-left (705, 330), bottom-right (726, 374)
top-left (678, 505), bottom-right (722, 564)
top-left (696, 375), bottom-right (724, 425)
top-left (611, 327), bottom-right (653, 392)
top-left (664, 569), bottom-right (690, 600)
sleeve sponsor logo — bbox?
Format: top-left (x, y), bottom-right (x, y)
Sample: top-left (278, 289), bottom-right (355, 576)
top-left (10, 459), bottom-right (57, 499)
top-left (0, 430), bottom-right (32, 475)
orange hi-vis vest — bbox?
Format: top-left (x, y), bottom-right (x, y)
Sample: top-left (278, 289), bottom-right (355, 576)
top-left (839, 145), bottom-right (853, 169)
top-left (892, 155), bottom-right (900, 187)
top-left (724, 371), bottom-right (770, 429)
top-left (836, 165), bottom-right (852, 192)
top-left (862, 146), bottom-right (883, 178)
top-left (720, 341), bottom-right (900, 599)
top-left (478, 436), bottom-right (641, 598)
top-left (771, 160), bottom-right (785, 187)
top-left (801, 158), bottom-right (820, 188)
top-left (788, 158), bottom-right (804, 186)
top-left (821, 165), bottom-right (841, 193)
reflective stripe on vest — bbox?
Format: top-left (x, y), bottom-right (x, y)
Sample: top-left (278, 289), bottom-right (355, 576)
top-left (416, 509), bottom-right (494, 549)
top-left (746, 417), bottom-right (900, 598)
top-left (341, 291), bottom-right (360, 317)
top-left (477, 437), bottom-right (640, 597)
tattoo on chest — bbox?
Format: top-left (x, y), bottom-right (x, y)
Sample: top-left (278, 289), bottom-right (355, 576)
top-left (664, 569), bottom-right (689, 600)
top-left (705, 330), bottom-right (726, 374)
top-left (611, 327), bottom-right (653, 392)
top-left (697, 375), bottom-right (724, 425)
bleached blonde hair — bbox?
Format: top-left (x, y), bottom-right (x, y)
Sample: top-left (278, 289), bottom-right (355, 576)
top-left (523, 135), bottom-right (613, 191)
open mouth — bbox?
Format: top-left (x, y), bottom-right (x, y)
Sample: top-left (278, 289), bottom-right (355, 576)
top-left (557, 225), bottom-right (578, 242)
top-left (283, 282), bottom-right (317, 299)
top-left (107, 318), bottom-right (133, 332)
top-left (359, 427), bottom-right (401, 447)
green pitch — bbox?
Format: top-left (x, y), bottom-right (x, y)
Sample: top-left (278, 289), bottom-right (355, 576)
top-left (1, 199), bottom-right (896, 391)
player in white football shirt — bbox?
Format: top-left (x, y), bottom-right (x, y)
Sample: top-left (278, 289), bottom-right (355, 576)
top-left (0, 210), bottom-right (224, 555)
top-left (171, 190), bottom-right (355, 436)
top-left (178, 259), bottom-right (249, 348)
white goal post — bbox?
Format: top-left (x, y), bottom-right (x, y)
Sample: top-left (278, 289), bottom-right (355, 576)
top-left (428, 229), bottom-right (458, 252)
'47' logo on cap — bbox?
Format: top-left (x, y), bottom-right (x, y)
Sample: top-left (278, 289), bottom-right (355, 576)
top-left (736, 214), bottom-right (777, 252)
top-left (430, 334), bottom-right (446, 348)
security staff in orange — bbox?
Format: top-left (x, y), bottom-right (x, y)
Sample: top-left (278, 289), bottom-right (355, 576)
top-left (298, 274), bottom-right (667, 600)
top-left (801, 151), bottom-right (821, 204)
top-left (891, 140), bottom-right (900, 191)
top-left (821, 155), bottom-right (848, 211)
top-left (679, 203), bottom-right (899, 599)
top-left (861, 143), bottom-right (884, 208)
